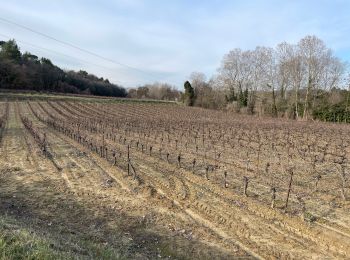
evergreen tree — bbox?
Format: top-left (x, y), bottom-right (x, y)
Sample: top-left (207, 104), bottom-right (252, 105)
top-left (243, 88), bottom-right (248, 106)
top-left (0, 39), bottom-right (21, 62)
top-left (225, 87), bottom-right (237, 102)
top-left (184, 81), bottom-right (195, 106)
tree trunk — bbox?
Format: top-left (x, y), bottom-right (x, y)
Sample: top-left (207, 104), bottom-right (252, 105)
top-left (295, 84), bottom-right (299, 119)
top-left (303, 76), bottom-right (312, 120)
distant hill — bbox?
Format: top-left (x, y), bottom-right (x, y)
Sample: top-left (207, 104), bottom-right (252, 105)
top-left (0, 39), bottom-right (127, 98)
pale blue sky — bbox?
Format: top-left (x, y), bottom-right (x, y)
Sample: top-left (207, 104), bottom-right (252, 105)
top-left (0, 0), bottom-right (349, 88)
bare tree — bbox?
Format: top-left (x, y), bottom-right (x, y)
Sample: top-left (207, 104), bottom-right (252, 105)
top-left (298, 36), bottom-right (344, 119)
top-left (216, 35), bottom-right (345, 119)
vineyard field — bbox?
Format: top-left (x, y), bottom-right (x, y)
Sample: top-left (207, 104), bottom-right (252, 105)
top-left (1, 99), bottom-right (350, 259)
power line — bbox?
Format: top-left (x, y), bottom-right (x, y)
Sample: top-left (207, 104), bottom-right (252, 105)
top-left (0, 16), bottom-right (176, 84)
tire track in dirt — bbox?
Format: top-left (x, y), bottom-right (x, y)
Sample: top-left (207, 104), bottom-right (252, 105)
top-left (98, 141), bottom-right (349, 259)
top-left (110, 137), bottom-right (349, 259)
top-left (139, 165), bottom-right (304, 259)
top-left (126, 161), bottom-right (266, 259)
top-left (178, 168), bottom-right (350, 258)
top-left (172, 176), bottom-right (192, 201)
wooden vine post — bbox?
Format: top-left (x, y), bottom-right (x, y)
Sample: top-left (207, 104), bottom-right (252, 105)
top-left (224, 171), bottom-right (228, 188)
top-left (271, 187), bottom-right (276, 208)
top-left (285, 168), bottom-right (294, 210)
top-left (205, 165), bottom-right (209, 180)
top-left (243, 176), bottom-right (249, 197)
top-left (127, 144), bottom-right (130, 176)
top-left (113, 150), bottom-right (117, 166)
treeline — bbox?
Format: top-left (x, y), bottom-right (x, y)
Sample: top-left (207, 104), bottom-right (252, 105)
top-left (127, 82), bottom-right (181, 101)
top-left (0, 39), bottom-right (127, 97)
top-left (183, 35), bottom-right (350, 122)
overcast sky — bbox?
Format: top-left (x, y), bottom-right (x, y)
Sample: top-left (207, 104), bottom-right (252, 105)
top-left (0, 0), bottom-right (349, 88)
